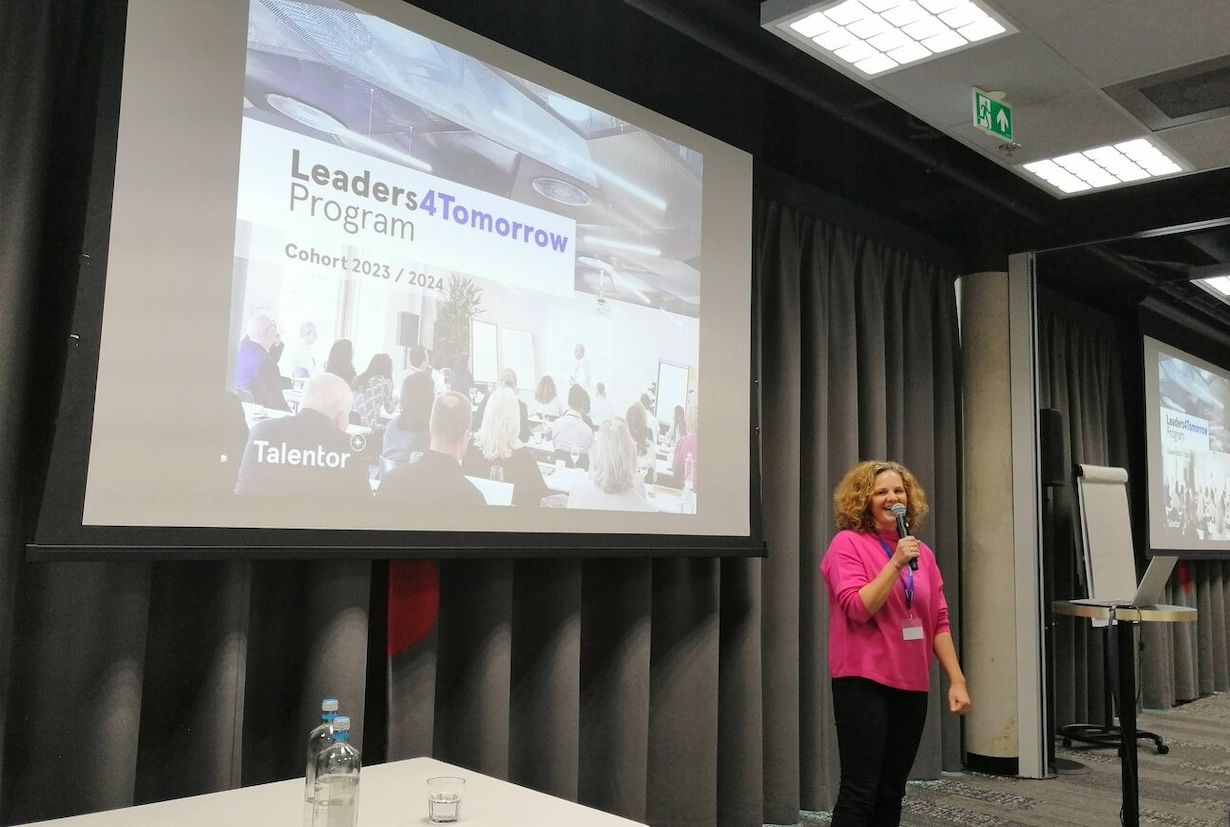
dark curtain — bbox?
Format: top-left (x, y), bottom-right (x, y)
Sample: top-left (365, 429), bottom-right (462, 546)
top-left (1, 6), bottom-right (964, 827)
top-left (1037, 289), bottom-right (1230, 728)
top-left (378, 199), bottom-right (964, 826)
top-left (756, 200), bottom-right (963, 815)
top-left (1037, 288), bottom-right (1129, 729)
top-left (0, 6), bottom-right (370, 824)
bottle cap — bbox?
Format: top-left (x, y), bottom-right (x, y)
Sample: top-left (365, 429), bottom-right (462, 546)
top-left (332, 715), bottom-right (351, 731)
top-left (321, 698), bottom-right (339, 712)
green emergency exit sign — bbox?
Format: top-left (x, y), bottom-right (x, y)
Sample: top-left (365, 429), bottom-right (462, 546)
top-left (973, 88), bottom-right (1012, 140)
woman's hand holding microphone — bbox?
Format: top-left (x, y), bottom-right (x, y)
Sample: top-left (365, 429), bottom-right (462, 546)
top-left (891, 536), bottom-right (920, 571)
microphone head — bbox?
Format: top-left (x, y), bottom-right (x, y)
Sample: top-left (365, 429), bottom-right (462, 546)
top-left (889, 503), bottom-right (914, 566)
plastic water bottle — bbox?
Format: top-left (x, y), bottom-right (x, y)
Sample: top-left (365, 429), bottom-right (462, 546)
top-left (313, 715), bottom-right (360, 827)
top-left (304, 698), bottom-right (339, 824)
top-left (683, 453), bottom-right (696, 514)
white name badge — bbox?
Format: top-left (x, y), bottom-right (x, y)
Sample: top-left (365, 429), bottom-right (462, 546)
top-left (902, 618), bottom-right (924, 641)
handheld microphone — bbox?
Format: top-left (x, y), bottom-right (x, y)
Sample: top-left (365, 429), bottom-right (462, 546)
top-left (890, 503), bottom-right (917, 571)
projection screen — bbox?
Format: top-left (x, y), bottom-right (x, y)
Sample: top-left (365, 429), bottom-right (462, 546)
top-left (1144, 335), bottom-right (1230, 555)
top-left (31, 0), bottom-right (759, 556)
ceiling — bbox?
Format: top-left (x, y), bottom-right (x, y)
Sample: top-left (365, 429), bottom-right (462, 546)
top-left (596, 0), bottom-right (1230, 329)
top-left (762, 0), bottom-right (1230, 200)
top-left (318, 0), bottom-right (1230, 329)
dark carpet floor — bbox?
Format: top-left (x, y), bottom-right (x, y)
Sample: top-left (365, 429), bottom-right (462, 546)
top-left (781, 691), bottom-right (1230, 826)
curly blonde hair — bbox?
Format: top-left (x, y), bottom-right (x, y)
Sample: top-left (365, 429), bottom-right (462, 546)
top-left (833, 460), bottom-right (929, 533)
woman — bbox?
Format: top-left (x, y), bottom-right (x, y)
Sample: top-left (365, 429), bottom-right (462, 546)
top-left (462, 387), bottom-right (548, 507)
top-left (566, 417), bottom-right (655, 511)
top-left (533, 375), bottom-right (563, 419)
top-left (383, 371), bottom-right (434, 465)
top-left (324, 339), bottom-right (357, 386)
top-left (669, 404), bottom-right (687, 443)
top-left (671, 404), bottom-right (698, 486)
top-left (351, 353), bottom-right (394, 428)
top-left (820, 460), bottom-right (970, 825)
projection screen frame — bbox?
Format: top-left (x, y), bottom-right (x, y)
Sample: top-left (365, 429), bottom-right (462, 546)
top-left (1142, 331), bottom-right (1230, 558)
top-left (27, 0), bottom-right (764, 560)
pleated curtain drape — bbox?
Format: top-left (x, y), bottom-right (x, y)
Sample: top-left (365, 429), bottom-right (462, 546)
top-left (350, 196), bottom-right (967, 827)
top-left (1037, 289), bottom-right (1230, 729)
top-left (1037, 288), bottom-right (1129, 731)
top-left (377, 198), bottom-right (966, 826)
top-left (1, 5), bottom-right (967, 825)
top-left (755, 200), bottom-right (964, 817)
top-left (0, 4), bottom-right (370, 823)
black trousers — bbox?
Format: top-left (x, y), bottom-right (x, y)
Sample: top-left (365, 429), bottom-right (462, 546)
top-left (831, 676), bottom-right (930, 827)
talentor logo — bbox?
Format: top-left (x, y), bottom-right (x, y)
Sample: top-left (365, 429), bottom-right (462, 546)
top-left (252, 440), bottom-right (352, 468)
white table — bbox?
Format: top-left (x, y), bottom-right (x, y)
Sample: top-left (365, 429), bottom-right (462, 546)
top-left (367, 476), bottom-right (514, 506)
top-left (524, 435), bottom-right (556, 457)
top-left (538, 461), bottom-right (586, 493)
top-left (467, 475), bottom-right (514, 506)
top-left (537, 462), bottom-right (689, 513)
top-left (20, 757), bottom-right (647, 826)
top-left (242, 402), bottom-right (372, 437)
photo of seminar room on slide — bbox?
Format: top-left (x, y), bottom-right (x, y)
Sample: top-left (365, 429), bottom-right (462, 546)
top-left (1158, 350), bottom-right (1230, 540)
top-left (223, 0), bottom-right (702, 515)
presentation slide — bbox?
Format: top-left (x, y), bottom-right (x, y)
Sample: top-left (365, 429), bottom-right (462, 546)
top-left (1144, 336), bottom-right (1230, 553)
top-left (35, 0), bottom-right (755, 551)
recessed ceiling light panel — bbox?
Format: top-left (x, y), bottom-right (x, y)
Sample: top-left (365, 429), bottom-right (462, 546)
top-left (1022, 139), bottom-right (1187, 197)
top-left (1196, 275), bottom-right (1230, 297)
top-left (765, 0), bottom-right (1015, 77)
top-left (790, 11), bottom-right (837, 37)
top-left (1192, 271), bottom-right (1230, 306)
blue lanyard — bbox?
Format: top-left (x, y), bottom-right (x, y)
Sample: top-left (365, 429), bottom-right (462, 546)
top-left (876, 537), bottom-right (914, 612)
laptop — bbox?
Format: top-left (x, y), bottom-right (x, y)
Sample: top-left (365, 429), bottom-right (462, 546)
top-left (1071, 556), bottom-right (1177, 608)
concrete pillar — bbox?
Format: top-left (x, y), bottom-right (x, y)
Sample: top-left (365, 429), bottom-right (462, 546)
top-left (958, 260), bottom-right (1045, 777)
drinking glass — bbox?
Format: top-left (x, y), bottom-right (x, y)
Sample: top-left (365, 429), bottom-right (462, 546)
top-left (427, 776), bottom-right (465, 823)
top-left (490, 465), bottom-right (504, 482)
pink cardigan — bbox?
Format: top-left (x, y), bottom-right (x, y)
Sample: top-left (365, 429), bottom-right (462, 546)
top-left (820, 528), bottom-right (951, 692)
